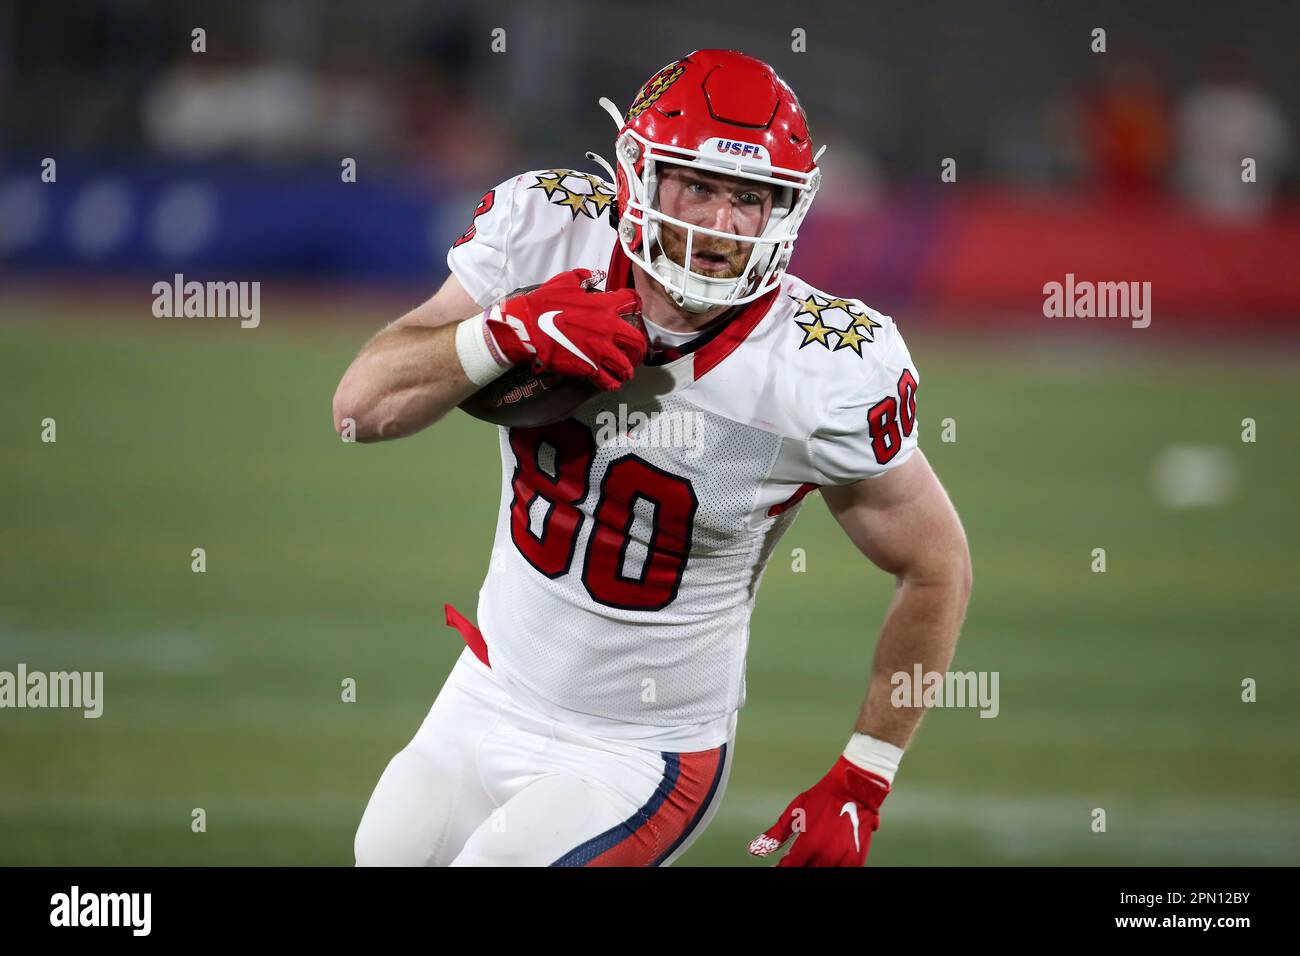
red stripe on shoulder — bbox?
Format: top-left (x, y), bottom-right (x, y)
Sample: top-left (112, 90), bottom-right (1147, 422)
top-left (606, 240), bottom-right (781, 380)
top-left (692, 286), bottom-right (780, 380)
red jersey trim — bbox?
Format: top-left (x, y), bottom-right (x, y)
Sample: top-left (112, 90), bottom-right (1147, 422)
top-left (605, 239), bottom-right (781, 382)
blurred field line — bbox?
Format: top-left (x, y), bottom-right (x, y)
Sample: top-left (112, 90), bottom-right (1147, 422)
top-left (3, 788), bottom-right (1297, 863)
top-left (0, 794), bottom-right (359, 829)
top-left (0, 627), bottom-right (215, 673)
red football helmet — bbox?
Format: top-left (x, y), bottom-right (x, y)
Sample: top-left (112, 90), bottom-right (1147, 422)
top-left (589, 50), bottom-right (823, 313)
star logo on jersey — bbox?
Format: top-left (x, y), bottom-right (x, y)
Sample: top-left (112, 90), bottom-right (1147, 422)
top-left (529, 170), bottom-right (618, 221)
top-left (791, 294), bottom-right (881, 357)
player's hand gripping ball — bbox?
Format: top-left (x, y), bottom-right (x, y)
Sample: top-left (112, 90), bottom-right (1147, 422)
top-left (459, 269), bottom-right (647, 427)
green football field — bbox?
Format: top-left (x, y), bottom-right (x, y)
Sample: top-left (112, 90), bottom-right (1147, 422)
top-left (2, 304), bottom-right (1298, 866)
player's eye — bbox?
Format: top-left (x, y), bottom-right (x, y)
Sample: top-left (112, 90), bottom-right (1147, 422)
top-left (687, 181), bottom-right (710, 195)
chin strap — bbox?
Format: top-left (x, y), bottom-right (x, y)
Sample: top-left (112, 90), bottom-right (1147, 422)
top-left (650, 254), bottom-right (740, 313)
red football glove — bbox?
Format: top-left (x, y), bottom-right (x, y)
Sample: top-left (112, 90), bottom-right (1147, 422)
top-left (485, 269), bottom-right (646, 391)
top-left (748, 756), bottom-right (891, 867)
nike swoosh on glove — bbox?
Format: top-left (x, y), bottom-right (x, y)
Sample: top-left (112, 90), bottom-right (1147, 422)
top-left (485, 268), bottom-right (646, 391)
top-left (747, 756), bottom-right (891, 867)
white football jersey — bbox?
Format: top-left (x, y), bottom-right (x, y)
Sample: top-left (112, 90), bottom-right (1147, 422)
top-left (446, 168), bottom-right (920, 750)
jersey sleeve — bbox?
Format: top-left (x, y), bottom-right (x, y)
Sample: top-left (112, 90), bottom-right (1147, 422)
top-left (807, 316), bottom-right (921, 484)
top-left (445, 173), bottom-right (524, 309)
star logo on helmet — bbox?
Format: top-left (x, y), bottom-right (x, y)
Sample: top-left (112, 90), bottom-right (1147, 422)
top-left (529, 170), bottom-right (618, 221)
top-left (790, 293), bottom-right (880, 357)
top-left (627, 60), bottom-right (687, 120)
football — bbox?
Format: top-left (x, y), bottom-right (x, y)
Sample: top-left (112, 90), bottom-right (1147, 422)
top-left (458, 285), bottom-right (645, 427)
top-left (458, 362), bottom-right (602, 427)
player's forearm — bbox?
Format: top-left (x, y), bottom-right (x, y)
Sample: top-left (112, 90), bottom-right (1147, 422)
top-left (332, 323), bottom-right (481, 441)
top-left (854, 559), bottom-right (972, 749)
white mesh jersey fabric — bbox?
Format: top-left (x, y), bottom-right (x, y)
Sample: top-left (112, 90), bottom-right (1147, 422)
top-left (479, 393), bottom-right (801, 730)
top-left (448, 168), bottom-right (922, 744)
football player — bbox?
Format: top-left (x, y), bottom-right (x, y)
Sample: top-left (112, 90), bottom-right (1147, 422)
top-left (336, 49), bottom-right (971, 866)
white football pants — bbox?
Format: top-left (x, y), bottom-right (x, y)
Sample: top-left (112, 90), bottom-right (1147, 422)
top-left (355, 647), bottom-right (733, 866)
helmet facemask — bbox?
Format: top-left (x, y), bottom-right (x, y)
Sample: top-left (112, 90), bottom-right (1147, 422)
top-left (600, 113), bottom-right (822, 314)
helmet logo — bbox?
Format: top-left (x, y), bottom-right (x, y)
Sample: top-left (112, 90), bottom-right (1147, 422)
top-left (696, 137), bottom-right (774, 172)
top-left (627, 60), bottom-right (687, 120)
top-left (714, 139), bottom-right (765, 161)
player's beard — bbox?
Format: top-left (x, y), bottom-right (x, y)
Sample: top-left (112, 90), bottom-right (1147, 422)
top-left (658, 224), bottom-right (753, 280)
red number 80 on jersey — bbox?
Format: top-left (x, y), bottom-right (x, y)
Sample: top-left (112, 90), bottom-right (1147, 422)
top-left (507, 421), bottom-right (697, 611)
top-left (867, 369), bottom-right (918, 465)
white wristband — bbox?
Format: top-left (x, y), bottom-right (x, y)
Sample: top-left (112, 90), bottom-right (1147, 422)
top-left (455, 309), bottom-right (513, 387)
top-left (843, 732), bottom-right (904, 784)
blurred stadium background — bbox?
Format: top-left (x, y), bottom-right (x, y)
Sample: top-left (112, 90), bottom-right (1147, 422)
top-left (2, 0), bottom-right (1298, 866)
